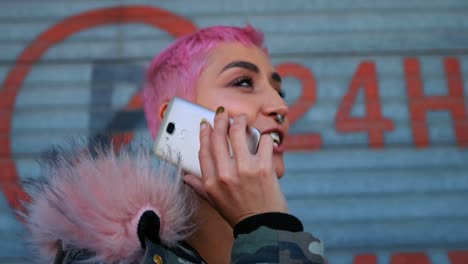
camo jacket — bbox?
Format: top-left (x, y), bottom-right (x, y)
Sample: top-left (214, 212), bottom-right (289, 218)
top-left (56, 215), bottom-right (325, 264)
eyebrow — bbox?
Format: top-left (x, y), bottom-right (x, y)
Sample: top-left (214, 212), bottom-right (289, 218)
top-left (221, 60), bottom-right (259, 73)
top-left (221, 60), bottom-right (282, 83)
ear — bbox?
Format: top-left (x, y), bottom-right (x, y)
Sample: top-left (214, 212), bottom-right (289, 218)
top-left (158, 101), bottom-right (169, 120)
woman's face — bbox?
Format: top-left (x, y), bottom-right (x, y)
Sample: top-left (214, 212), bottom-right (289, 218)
top-left (195, 42), bottom-right (289, 177)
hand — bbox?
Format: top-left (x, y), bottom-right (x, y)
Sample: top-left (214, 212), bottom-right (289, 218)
top-left (183, 107), bottom-right (288, 227)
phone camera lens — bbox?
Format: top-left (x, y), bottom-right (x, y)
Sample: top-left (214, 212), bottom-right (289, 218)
top-left (166, 122), bottom-right (175, 134)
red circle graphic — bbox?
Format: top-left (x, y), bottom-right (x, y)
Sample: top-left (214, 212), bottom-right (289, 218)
top-left (0, 6), bottom-right (197, 214)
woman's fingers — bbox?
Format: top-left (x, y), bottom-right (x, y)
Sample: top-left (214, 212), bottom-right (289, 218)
top-left (196, 108), bottom-right (287, 226)
top-left (199, 106), bottom-right (233, 187)
top-left (199, 120), bottom-right (215, 183)
top-left (229, 115), bottom-right (251, 164)
top-left (211, 107), bottom-right (233, 171)
top-left (256, 134), bottom-right (275, 176)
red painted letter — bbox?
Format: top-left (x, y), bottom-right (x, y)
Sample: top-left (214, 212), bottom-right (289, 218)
top-left (391, 252), bottom-right (431, 264)
top-left (404, 57), bottom-right (468, 148)
top-left (448, 250), bottom-right (468, 264)
top-left (277, 63), bottom-right (322, 151)
top-left (335, 61), bottom-right (394, 148)
top-left (354, 254), bottom-right (377, 264)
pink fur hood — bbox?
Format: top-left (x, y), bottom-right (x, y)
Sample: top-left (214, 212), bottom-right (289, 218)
top-left (23, 143), bottom-right (198, 263)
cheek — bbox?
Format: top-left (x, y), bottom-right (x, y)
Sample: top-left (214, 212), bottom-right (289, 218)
top-left (195, 89), bottom-right (222, 111)
top-left (199, 95), bottom-right (258, 122)
top-left (225, 101), bottom-right (257, 120)
top-left (220, 96), bottom-right (261, 123)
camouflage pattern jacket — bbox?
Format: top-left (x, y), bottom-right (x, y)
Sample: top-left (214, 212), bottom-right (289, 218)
top-left (56, 213), bottom-right (325, 264)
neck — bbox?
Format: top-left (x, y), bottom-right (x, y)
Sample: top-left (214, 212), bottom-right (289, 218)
top-left (188, 198), bottom-right (234, 264)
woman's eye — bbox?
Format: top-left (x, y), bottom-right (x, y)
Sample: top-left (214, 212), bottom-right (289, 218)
top-left (231, 77), bottom-right (253, 88)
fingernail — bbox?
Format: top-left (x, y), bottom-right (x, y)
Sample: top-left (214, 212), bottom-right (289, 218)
top-left (200, 120), bottom-right (207, 131)
top-left (216, 106), bottom-right (225, 115)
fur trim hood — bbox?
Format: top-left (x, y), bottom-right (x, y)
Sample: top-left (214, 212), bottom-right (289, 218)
top-left (22, 143), bottom-right (198, 263)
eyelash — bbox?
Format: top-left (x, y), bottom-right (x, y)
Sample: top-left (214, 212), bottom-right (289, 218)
top-left (229, 76), bottom-right (286, 99)
top-left (231, 76), bottom-right (253, 88)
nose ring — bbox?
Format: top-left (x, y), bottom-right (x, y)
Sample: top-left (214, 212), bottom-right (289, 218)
top-left (274, 113), bottom-right (285, 124)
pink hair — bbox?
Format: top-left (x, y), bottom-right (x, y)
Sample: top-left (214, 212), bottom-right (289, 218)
top-left (143, 25), bottom-right (267, 139)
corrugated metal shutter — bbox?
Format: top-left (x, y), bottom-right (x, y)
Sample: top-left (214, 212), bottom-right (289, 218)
top-left (1, 1), bottom-right (467, 263)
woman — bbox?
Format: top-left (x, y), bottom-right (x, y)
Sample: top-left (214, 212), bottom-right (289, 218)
top-left (25, 25), bottom-right (324, 263)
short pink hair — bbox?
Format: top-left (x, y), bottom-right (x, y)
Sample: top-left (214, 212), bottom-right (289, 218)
top-left (143, 25), bottom-right (267, 139)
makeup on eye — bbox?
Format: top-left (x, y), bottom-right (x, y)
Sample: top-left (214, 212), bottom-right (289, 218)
top-left (271, 72), bottom-right (282, 83)
top-left (226, 74), bottom-right (286, 99)
top-left (221, 60), bottom-right (285, 98)
top-left (229, 76), bottom-right (253, 88)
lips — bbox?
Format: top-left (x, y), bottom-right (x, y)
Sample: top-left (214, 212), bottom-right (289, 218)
top-left (261, 128), bottom-right (285, 153)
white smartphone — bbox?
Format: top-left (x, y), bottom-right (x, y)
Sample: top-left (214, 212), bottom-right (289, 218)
top-left (153, 97), bottom-right (261, 177)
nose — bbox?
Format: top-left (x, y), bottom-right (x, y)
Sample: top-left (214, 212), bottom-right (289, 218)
top-left (262, 88), bottom-right (289, 122)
